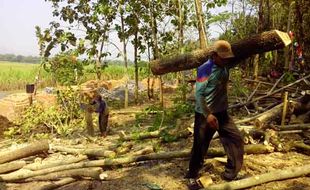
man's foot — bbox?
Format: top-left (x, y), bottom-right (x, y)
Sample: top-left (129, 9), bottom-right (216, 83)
top-left (187, 178), bottom-right (202, 190)
top-left (184, 171), bottom-right (198, 179)
top-left (100, 132), bottom-right (107, 138)
top-left (220, 172), bottom-right (237, 181)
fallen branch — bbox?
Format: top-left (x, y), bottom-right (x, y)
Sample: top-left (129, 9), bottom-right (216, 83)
top-left (255, 103), bottom-right (283, 128)
top-left (0, 140), bottom-right (49, 164)
top-left (119, 130), bottom-right (161, 141)
top-left (51, 146), bottom-right (116, 158)
top-left (273, 123), bottom-right (310, 131)
top-left (25, 167), bottom-right (103, 182)
top-left (23, 155), bottom-right (88, 171)
top-left (203, 164), bottom-right (310, 190)
top-left (0, 161), bottom-right (26, 174)
top-left (33, 177), bottom-right (76, 190)
top-left (0, 144), bottom-right (273, 182)
top-left (230, 74), bottom-right (310, 109)
top-left (292, 142), bottom-right (310, 155)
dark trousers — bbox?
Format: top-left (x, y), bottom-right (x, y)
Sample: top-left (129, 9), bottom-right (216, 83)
top-left (99, 113), bottom-right (109, 135)
top-left (187, 111), bottom-right (244, 179)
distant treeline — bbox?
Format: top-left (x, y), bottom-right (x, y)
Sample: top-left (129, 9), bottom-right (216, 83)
top-left (0, 54), bottom-right (40, 63)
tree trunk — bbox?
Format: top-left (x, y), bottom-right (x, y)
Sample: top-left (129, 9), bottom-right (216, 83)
top-left (0, 145), bottom-right (273, 182)
top-left (194, 0), bottom-right (207, 49)
top-left (0, 161), bottom-right (26, 174)
top-left (151, 30), bottom-right (291, 75)
top-left (51, 146), bottom-right (116, 158)
top-left (25, 167), bottom-right (103, 182)
top-left (203, 164), bottom-right (310, 190)
top-left (23, 155), bottom-right (88, 171)
top-left (0, 141), bottom-right (49, 164)
top-left (120, 7), bottom-right (129, 108)
top-left (33, 177), bottom-right (76, 190)
top-left (134, 29), bottom-right (139, 104)
top-left (255, 103), bottom-right (283, 128)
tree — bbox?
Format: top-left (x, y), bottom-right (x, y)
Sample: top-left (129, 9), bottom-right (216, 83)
top-left (39, 0), bottom-right (117, 80)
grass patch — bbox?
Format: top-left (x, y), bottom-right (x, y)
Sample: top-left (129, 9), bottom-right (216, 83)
top-left (0, 61), bottom-right (53, 91)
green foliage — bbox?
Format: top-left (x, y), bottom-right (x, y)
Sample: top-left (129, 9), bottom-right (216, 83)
top-left (4, 87), bottom-right (83, 139)
top-left (44, 52), bottom-right (84, 85)
top-left (135, 101), bottom-right (193, 132)
top-left (283, 72), bottom-right (296, 83)
top-left (229, 68), bottom-right (249, 97)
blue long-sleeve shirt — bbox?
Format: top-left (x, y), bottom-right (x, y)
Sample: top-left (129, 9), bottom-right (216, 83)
top-left (195, 59), bottom-right (229, 116)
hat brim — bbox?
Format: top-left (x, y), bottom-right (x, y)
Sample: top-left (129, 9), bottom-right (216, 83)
top-left (218, 51), bottom-right (235, 59)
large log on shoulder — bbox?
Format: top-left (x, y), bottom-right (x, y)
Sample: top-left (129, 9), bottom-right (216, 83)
top-left (151, 30), bottom-right (291, 75)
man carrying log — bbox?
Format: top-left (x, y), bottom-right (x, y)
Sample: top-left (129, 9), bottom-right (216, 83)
top-left (185, 40), bottom-right (244, 189)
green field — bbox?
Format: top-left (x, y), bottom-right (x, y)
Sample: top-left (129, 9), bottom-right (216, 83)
top-left (0, 61), bottom-right (53, 91)
top-left (0, 61), bottom-right (175, 91)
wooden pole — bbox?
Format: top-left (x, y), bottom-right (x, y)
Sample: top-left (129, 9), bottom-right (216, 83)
top-left (281, 91), bottom-right (289, 126)
top-left (203, 164), bottom-right (310, 190)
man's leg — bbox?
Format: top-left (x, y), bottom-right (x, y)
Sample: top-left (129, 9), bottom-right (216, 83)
top-left (99, 113), bottom-right (108, 137)
top-left (217, 112), bottom-right (244, 180)
top-left (186, 112), bottom-right (216, 178)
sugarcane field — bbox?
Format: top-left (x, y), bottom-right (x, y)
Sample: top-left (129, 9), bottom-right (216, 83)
top-left (0, 1), bottom-right (310, 190)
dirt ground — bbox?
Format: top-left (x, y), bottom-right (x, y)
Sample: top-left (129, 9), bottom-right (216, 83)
top-left (0, 93), bottom-right (309, 190)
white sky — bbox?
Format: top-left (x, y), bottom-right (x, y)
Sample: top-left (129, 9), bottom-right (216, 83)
top-left (0, 0), bottom-right (224, 60)
top-left (0, 0), bottom-right (55, 56)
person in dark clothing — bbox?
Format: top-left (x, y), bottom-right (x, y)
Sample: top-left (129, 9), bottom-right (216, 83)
top-left (185, 40), bottom-right (244, 188)
top-left (91, 94), bottom-right (109, 137)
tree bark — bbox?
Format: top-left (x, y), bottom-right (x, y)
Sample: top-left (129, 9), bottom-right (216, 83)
top-left (273, 123), bottom-right (310, 131)
top-left (255, 103), bottom-right (283, 128)
top-left (0, 161), bottom-right (26, 174)
top-left (119, 128), bottom-right (191, 141)
top-left (0, 141), bottom-right (49, 164)
top-left (51, 146), bottom-right (116, 158)
top-left (25, 167), bottom-right (103, 182)
top-left (151, 30), bottom-right (291, 75)
top-left (0, 145), bottom-right (273, 182)
top-left (33, 177), bottom-right (76, 190)
top-left (194, 0), bottom-right (207, 49)
top-left (203, 164), bottom-right (310, 190)
top-left (23, 155), bottom-right (88, 171)
top-left (292, 142), bottom-right (310, 155)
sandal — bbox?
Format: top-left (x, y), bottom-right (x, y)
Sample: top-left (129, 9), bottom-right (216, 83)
top-left (187, 178), bottom-right (202, 190)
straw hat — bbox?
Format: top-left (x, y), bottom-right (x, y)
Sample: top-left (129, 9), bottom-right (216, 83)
top-left (212, 40), bottom-right (234, 59)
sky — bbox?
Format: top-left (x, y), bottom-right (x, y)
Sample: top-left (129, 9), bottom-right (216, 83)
top-left (0, 0), bottom-right (224, 59)
top-left (0, 0), bottom-right (55, 56)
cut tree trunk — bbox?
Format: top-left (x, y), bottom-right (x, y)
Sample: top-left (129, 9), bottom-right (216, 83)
top-left (255, 103), bottom-right (283, 128)
top-left (119, 128), bottom-right (191, 141)
top-left (25, 167), bottom-right (103, 182)
top-left (0, 141), bottom-right (49, 164)
top-left (23, 155), bottom-right (88, 171)
top-left (51, 146), bottom-right (116, 158)
top-left (203, 164), bottom-right (310, 190)
top-left (273, 123), bottom-right (310, 131)
top-left (0, 145), bottom-right (273, 182)
top-left (292, 142), bottom-right (310, 155)
top-left (119, 130), bottom-right (160, 141)
top-left (0, 161), bottom-right (26, 174)
top-left (151, 30), bottom-right (291, 75)
top-left (33, 177), bottom-right (76, 190)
